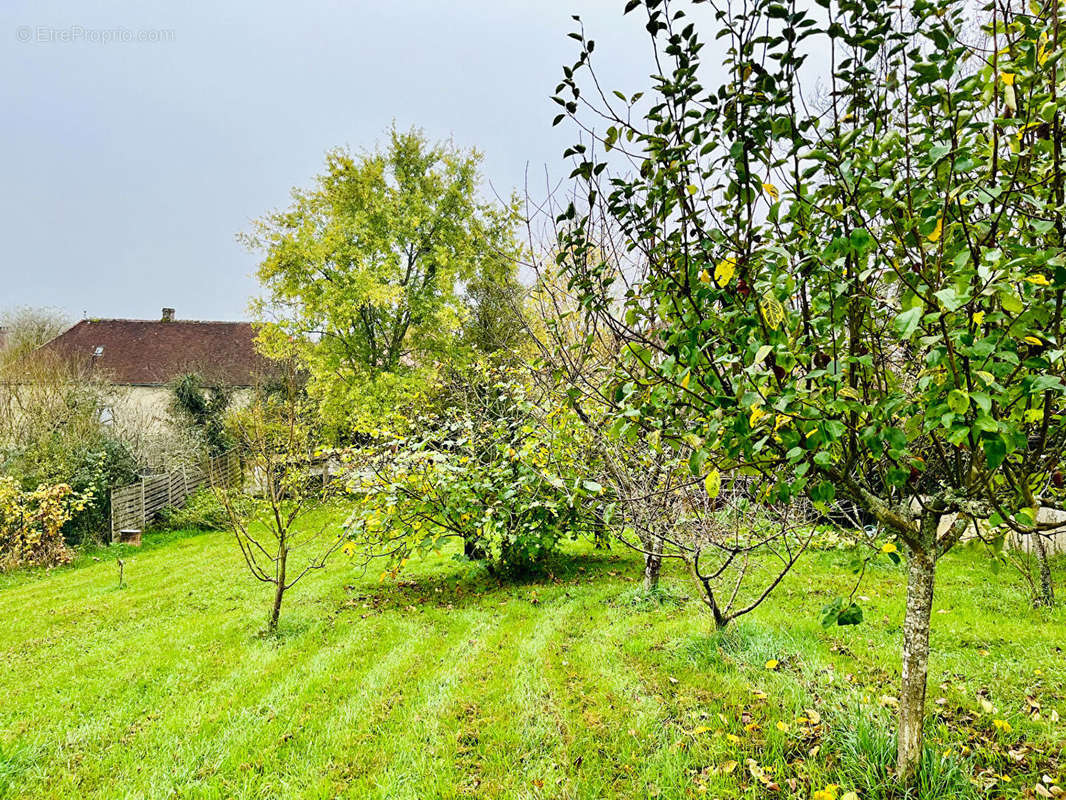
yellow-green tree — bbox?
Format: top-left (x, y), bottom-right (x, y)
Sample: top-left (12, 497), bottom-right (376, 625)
top-left (243, 126), bottom-right (521, 434)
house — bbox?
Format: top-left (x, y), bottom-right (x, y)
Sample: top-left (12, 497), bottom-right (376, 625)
top-left (42, 308), bottom-right (269, 386)
top-left (38, 308), bottom-right (273, 459)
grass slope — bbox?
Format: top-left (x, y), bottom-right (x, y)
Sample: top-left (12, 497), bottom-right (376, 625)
top-left (0, 529), bottom-right (1063, 799)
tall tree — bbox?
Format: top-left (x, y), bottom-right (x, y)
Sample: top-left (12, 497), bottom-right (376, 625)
top-left (243, 126), bottom-right (521, 433)
top-left (554, 0), bottom-right (1066, 783)
top-left (0, 307), bottom-right (68, 365)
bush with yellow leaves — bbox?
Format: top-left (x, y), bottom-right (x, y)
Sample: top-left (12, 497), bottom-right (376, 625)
top-left (0, 478), bottom-right (81, 571)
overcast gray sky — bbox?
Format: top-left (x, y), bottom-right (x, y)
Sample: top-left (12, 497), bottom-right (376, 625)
top-left (1, 0), bottom-right (664, 323)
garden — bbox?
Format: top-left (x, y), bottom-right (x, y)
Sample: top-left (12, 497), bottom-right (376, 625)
top-left (3, 0), bottom-right (1066, 797)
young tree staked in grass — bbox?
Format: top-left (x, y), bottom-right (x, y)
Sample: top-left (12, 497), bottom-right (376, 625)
top-left (242, 125), bottom-right (522, 435)
top-left (217, 358), bottom-right (342, 633)
top-left (554, 0), bottom-right (1066, 782)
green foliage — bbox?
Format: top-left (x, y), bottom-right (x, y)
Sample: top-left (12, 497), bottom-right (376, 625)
top-left (3, 414), bottom-right (138, 547)
top-left (461, 269), bottom-right (531, 362)
top-left (1, 347), bottom-right (140, 545)
top-left (155, 489), bottom-right (236, 532)
top-left (60, 439), bottom-right (139, 545)
top-left (820, 597), bottom-right (864, 628)
top-left (553, 0), bottom-right (1066, 778)
top-left (554, 0), bottom-right (1066, 551)
top-left (170, 373), bottom-right (233, 456)
top-left (244, 125), bottom-right (523, 436)
top-left (346, 363), bottom-right (609, 575)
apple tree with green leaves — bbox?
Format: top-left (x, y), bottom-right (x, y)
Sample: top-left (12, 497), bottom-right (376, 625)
top-left (554, 0), bottom-right (1066, 782)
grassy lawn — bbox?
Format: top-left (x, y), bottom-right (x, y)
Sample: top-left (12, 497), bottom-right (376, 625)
top-left (0, 528), bottom-right (1063, 799)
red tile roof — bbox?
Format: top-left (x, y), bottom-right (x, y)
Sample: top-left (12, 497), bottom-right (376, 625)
top-left (40, 318), bottom-right (273, 387)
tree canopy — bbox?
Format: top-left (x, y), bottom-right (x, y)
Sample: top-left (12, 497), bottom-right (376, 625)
top-left (244, 126), bottom-right (522, 433)
top-left (553, 0), bottom-right (1066, 781)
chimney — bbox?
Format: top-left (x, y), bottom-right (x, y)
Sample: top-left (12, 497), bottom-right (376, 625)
top-left (161, 308), bottom-right (175, 322)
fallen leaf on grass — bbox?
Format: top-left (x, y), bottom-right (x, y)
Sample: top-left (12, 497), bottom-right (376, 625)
top-left (700, 760), bottom-right (738, 776)
top-left (745, 759), bottom-right (779, 791)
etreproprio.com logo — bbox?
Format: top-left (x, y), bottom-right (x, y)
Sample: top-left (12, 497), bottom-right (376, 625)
top-left (15, 25), bottom-right (175, 44)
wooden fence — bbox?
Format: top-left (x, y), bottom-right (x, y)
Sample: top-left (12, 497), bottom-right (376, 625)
top-left (109, 452), bottom-right (240, 541)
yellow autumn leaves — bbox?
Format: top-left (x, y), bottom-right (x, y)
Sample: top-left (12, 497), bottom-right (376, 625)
top-left (928, 216), bottom-right (944, 243)
top-left (700, 258), bottom-right (737, 288)
top-left (692, 180), bottom-right (779, 289)
top-left (715, 258), bottom-right (736, 286)
top-left (813, 787), bottom-right (859, 800)
top-left (704, 469), bottom-right (721, 499)
top-left (749, 406), bottom-right (768, 428)
top-left (761, 295), bottom-right (785, 330)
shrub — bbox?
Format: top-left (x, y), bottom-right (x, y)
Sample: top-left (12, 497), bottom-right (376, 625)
top-left (6, 436), bottom-right (139, 547)
top-left (155, 489), bottom-right (234, 531)
top-left (0, 347), bottom-right (139, 546)
top-left (61, 439), bottom-right (139, 545)
top-left (346, 365), bottom-right (609, 576)
top-left (0, 478), bottom-right (81, 571)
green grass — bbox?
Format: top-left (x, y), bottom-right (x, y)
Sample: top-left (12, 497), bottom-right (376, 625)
top-left (0, 530), bottom-right (1063, 799)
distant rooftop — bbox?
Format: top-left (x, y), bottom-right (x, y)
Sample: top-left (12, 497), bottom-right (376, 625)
top-left (39, 308), bottom-right (271, 387)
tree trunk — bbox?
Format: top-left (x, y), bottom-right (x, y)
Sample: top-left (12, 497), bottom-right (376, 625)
top-left (269, 545), bottom-right (287, 633)
top-left (464, 534), bottom-right (487, 561)
top-left (897, 547), bottom-right (936, 783)
top-left (1032, 531), bottom-right (1056, 608)
top-left (685, 555), bottom-right (729, 629)
top-left (643, 535), bottom-right (664, 592)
